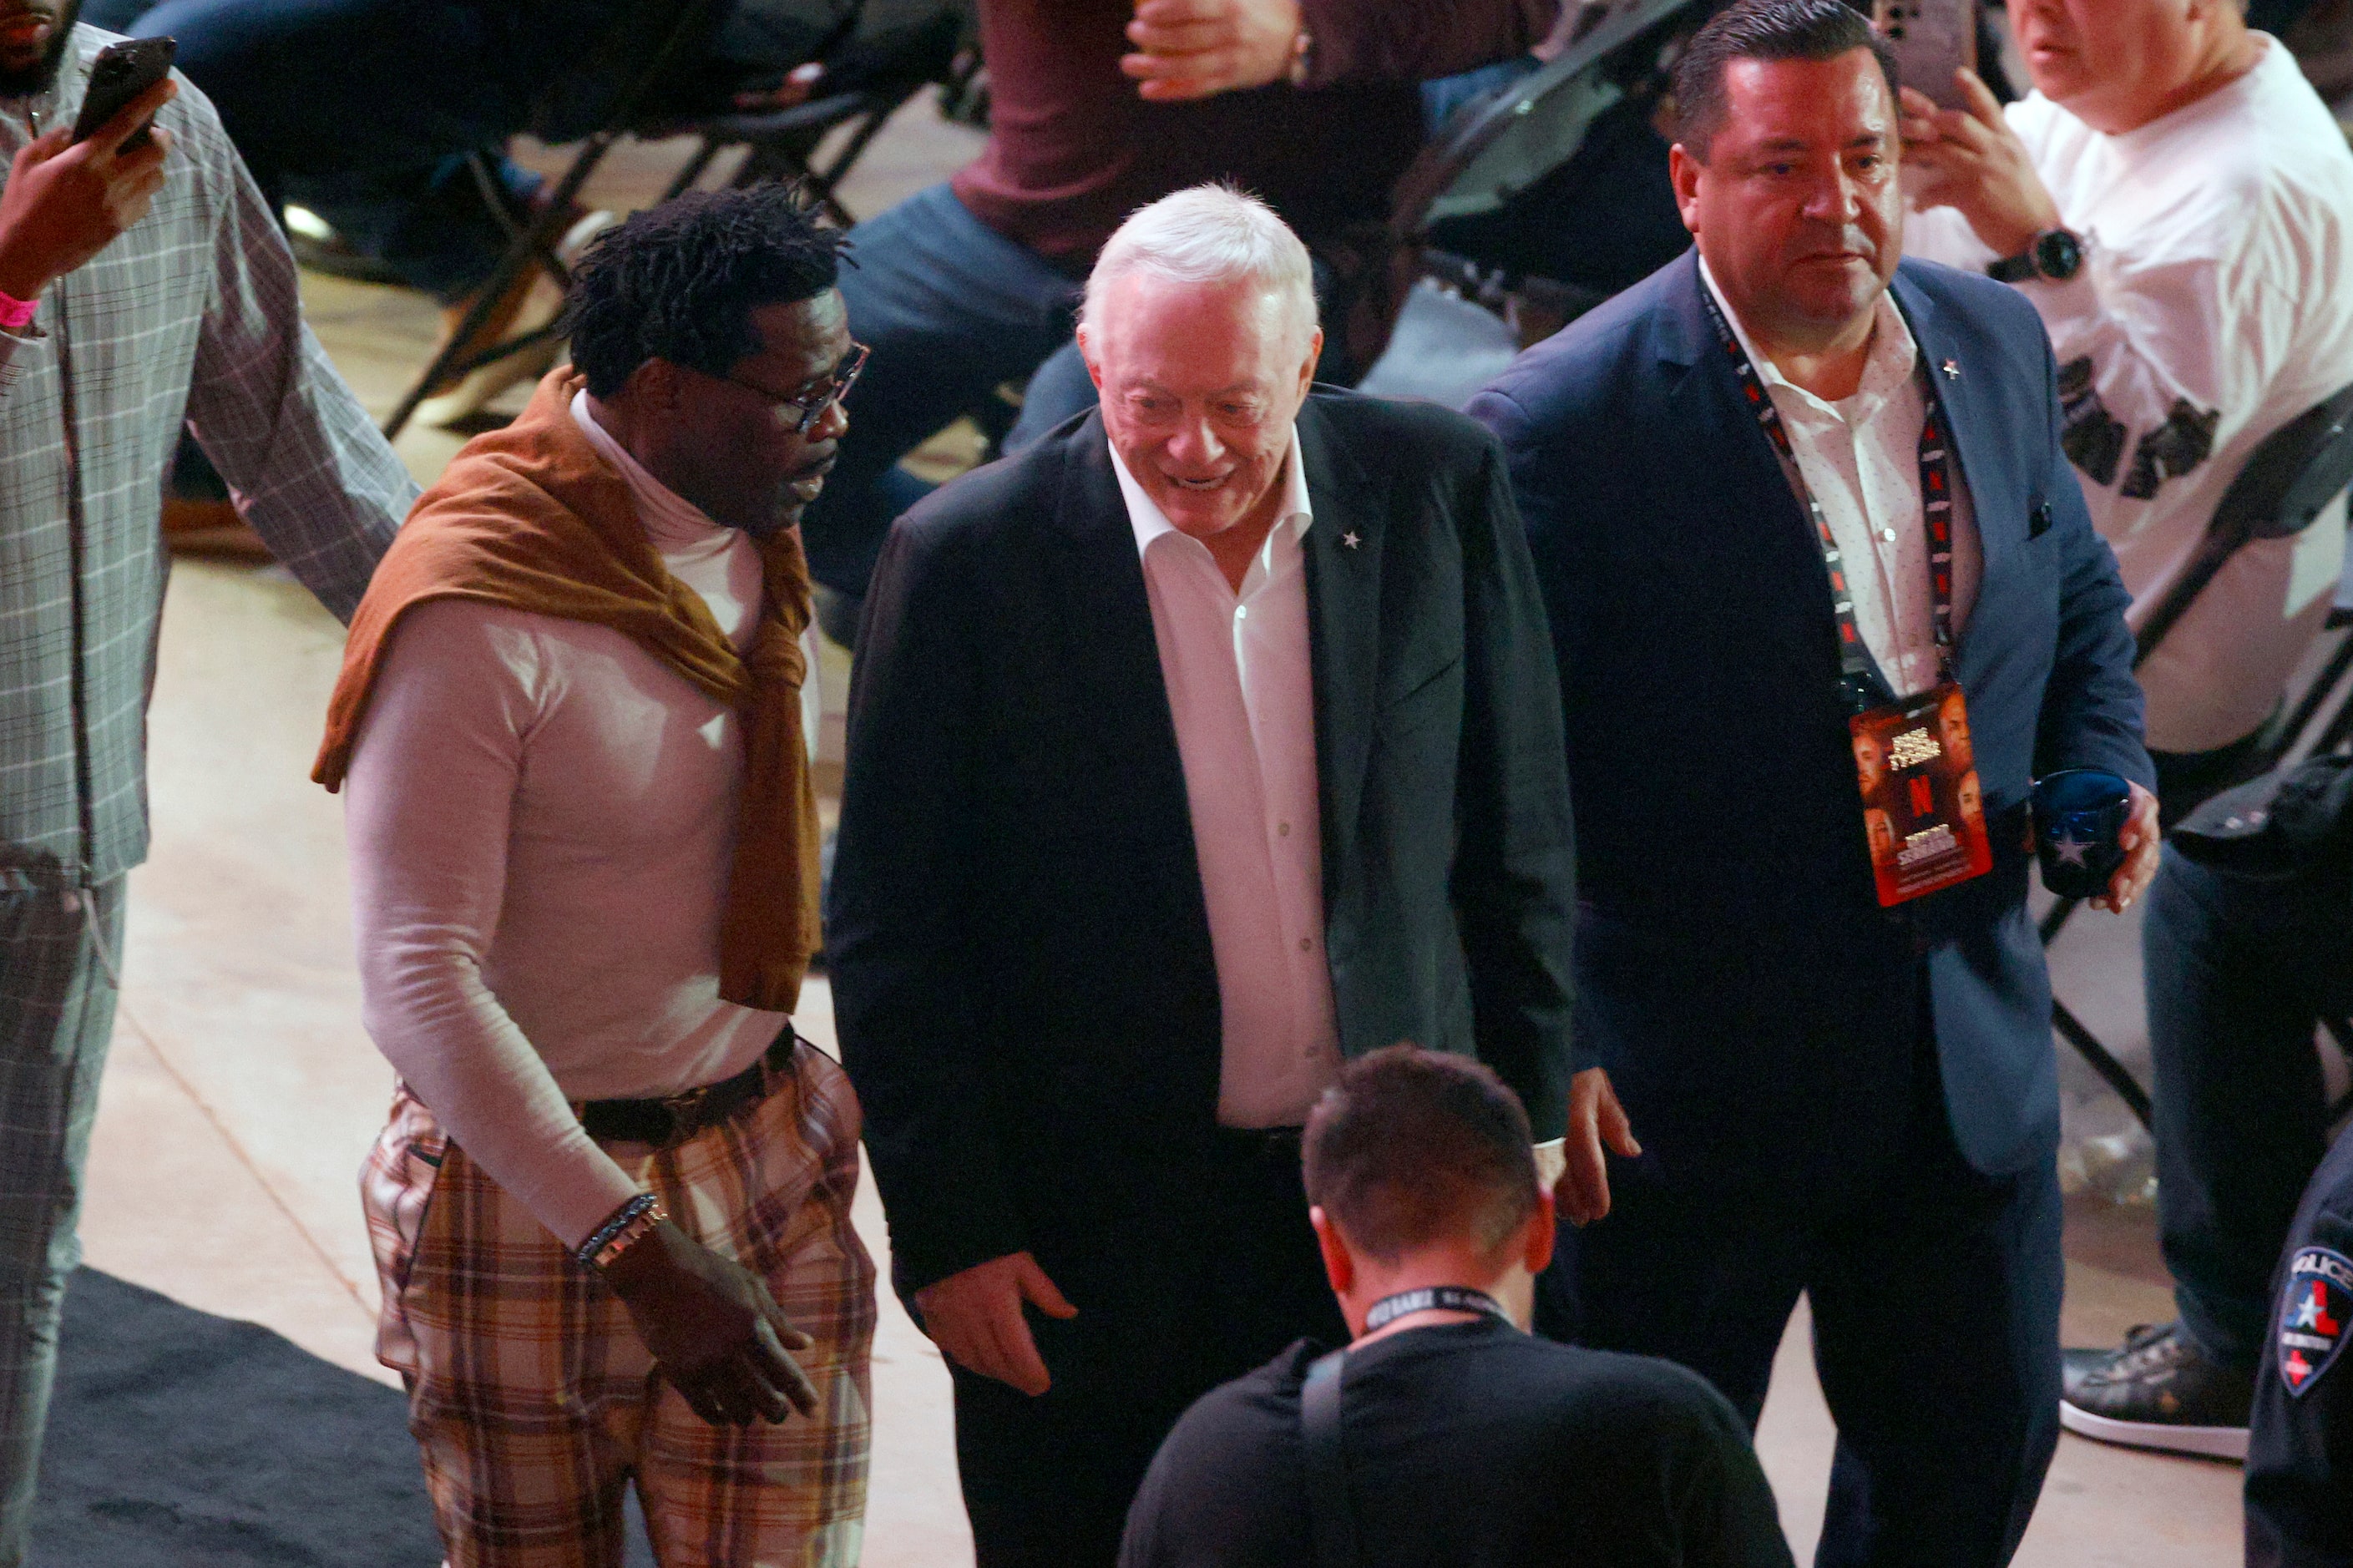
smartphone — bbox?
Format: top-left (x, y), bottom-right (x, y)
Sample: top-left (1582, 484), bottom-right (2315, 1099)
top-left (1874, 0), bottom-right (1976, 110)
top-left (72, 36), bottom-right (175, 148)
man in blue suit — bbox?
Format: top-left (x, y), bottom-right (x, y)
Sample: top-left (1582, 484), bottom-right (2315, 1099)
top-left (1470, 0), bottom-right (2158, 1560)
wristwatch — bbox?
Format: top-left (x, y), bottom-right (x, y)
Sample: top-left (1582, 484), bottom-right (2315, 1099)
top-left (1988, 228), bottom-right (2085, 284)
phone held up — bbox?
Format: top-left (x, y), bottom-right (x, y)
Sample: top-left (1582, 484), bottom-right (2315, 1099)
top-left (1873, 0), bottom-right (1976, 111)
top-left (72, 36), bottom-right (175, 150)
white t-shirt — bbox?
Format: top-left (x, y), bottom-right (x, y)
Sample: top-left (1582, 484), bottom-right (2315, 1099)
top-left (1906, 37), bottom-right (2353, 753)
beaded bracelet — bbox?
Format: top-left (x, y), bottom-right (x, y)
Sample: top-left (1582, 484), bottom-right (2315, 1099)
top-left (576, 1192), bottom-right (667, 1272)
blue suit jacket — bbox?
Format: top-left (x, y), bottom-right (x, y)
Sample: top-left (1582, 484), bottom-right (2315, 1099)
top-left (1469, 250), bottom-right (2152, 1177)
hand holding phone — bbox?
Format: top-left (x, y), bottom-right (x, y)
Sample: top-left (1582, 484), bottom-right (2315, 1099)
top-left (0, 46), bottom-right (177, 302)
top-left (73, 37), bottom-right (176, 148)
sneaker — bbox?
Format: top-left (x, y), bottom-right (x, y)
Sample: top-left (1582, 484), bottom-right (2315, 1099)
top-left (2059, 1320), bottom-right (2252, 1460)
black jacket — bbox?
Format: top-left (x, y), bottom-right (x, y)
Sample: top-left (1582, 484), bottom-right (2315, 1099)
top-left (826, 390), bottom-right (1577, 1297)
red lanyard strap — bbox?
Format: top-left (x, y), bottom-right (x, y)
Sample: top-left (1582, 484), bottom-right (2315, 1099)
top-left (1699, 285), bottom-right (1961, 712)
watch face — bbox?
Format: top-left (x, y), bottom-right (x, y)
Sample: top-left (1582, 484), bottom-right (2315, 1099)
top-left (2035, 230), bottom-right (2083, 280)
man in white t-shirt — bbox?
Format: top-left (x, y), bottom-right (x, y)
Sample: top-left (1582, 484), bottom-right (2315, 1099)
top-left (1902, 0), bottom-right (2353, 807)
top-left (1902, 0), bottom-right (2353, 1463)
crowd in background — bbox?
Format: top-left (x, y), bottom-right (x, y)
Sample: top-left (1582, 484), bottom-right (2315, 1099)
top-left (2, 0), bottom-right (2353, 1563)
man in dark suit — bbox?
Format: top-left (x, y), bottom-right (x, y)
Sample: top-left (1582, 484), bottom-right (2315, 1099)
top-left (1469, 1), bottom-right (2157, 1561)
top-left (827, 184), bottom-right (1583, 1566)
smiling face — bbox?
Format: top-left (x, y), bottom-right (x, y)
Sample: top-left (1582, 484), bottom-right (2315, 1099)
top-left (0, 0), bottom-right (78, 94)
top-left (636, 291), bottom-right (852, 539)
top-left (1078, 270), bottom-right (1320, 544)
top-left (1671, 48), bottom-right (1903, 352)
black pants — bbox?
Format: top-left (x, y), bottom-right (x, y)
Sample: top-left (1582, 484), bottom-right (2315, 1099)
top-left (2145, 847), bottom-right (2353, 1370)
top-left (947, 1130), bottom-right (1347, 1568)
top-left (1543, 990), bottom-right (2064, 1568)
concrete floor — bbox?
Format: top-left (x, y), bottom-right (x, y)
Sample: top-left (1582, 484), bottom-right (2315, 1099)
top-left (73, 86), bottom-right (2255, 1565)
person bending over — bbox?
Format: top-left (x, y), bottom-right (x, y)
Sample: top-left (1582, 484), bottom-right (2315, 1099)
top-left (1121, 1044), bottom-right (1793, 1568)
top-left (318, 185), bottom-right (873, 1567)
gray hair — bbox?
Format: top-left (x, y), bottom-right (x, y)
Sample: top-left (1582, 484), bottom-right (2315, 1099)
top-left (1080, 184), bottom-right (1318, 349)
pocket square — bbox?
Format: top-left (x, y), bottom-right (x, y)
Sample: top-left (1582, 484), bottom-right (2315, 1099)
top-left (2028, 501), bottom-right (2053, 539)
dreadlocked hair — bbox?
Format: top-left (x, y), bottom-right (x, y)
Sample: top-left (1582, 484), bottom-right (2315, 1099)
top-left (562, 182), bottom-right (851, 397)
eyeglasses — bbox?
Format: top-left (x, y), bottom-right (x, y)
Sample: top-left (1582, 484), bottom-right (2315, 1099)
top-left (727, 341), bottom-right (869, 435)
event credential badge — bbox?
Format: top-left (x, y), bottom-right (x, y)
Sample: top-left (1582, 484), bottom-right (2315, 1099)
top-left (1850, 681), bottom-right (1992, 907)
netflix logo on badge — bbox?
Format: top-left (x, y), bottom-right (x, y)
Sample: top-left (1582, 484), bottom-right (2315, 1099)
top-left (1850, 683), bottom-right (1993, 908)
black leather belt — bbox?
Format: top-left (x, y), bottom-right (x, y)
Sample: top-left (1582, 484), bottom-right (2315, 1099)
top-left (579, 1034), bottom-right (798, 1147)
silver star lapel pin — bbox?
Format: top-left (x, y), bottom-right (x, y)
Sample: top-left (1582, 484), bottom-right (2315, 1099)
top-left (1941, 359), bottom-right (1961, 380)
top-left (1342, 530), bottom-right (1362, 550)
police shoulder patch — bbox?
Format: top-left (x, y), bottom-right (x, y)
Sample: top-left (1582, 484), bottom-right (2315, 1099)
top-left (2279, 1246), bottom-right (2353, 1398)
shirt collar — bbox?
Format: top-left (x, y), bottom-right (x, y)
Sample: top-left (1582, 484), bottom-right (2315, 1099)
top-left (1108, 423), bottom-right (1313, 564)
top-left (1696, 255), bottom-right (1919, 419)
top-left (569, 390), bottom-right (734, 552)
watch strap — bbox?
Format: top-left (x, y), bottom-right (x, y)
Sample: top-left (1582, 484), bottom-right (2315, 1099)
top-left (1987, 250), bottom-right (2040, 283)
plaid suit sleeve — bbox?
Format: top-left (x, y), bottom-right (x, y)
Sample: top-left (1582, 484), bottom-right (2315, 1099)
top-left (180, 104), bottom-right (413, 625)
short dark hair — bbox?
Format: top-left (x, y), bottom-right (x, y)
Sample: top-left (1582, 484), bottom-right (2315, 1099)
top-left (1303, 1045), bottom-right (1539, 1263)
top-left (1672, 0), bottom-right (1900, 161)
top-left (563, 184), bottom-right (850, 397)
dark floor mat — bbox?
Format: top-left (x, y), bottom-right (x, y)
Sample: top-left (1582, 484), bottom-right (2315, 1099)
top-left (30, 1268), bottom-right (662, 1567)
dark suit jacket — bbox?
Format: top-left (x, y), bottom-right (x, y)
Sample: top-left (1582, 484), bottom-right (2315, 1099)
top-left (827, 391), bottom-right (1577, 1299)
top-left (1469, 251), bottom-right (2152, 1180)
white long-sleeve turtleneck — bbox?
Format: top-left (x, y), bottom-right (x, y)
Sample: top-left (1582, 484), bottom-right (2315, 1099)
top-left (342, 395), bottom-right (792, 1248)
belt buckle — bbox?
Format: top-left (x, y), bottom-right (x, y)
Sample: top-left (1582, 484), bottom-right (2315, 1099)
top-left (655, 1082), bottom-right (716, 1145)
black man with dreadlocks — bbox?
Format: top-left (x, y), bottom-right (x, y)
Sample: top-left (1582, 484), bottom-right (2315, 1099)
top-left (318, 185), bottom-right (875, 1566)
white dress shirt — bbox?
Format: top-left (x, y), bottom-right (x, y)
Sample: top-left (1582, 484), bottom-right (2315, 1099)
top-left (1906, 37), bottom-right (2353, 751)
top-left (1109, 430), bottom-right (1343, 1128)
top-left (1701, 260), bottom-right (1982, 698)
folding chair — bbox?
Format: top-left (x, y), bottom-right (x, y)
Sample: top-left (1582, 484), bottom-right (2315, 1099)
top-left (381, 0), bottom-right (959, 440)
top-left (2046, 382), bottom-right (2353, 1128)
top-left (1353, 0), bottom-right (1708, 368)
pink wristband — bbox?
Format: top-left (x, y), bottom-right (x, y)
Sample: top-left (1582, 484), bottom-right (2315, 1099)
top-left (0, 291), bottom-right (35, 331)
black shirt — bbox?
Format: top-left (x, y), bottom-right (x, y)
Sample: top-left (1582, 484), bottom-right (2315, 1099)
top-left (1119, 1318), bottom-right (1794, 1568)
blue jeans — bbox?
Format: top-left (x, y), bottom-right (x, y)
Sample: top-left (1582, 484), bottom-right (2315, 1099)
top-left (85, 0), bottom-right (585, 301)
top-left (799, 183), bottom-right (1094, 598)
top-left (2145, 846), bottom-right (2353, 1368)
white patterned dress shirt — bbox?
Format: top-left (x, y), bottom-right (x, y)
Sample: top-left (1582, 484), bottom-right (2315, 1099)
top-left (1701, 259), bottom-right (1981, 698)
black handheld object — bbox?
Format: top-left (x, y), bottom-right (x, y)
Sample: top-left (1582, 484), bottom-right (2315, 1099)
top-left (72, 37), bottom-right (175, 148)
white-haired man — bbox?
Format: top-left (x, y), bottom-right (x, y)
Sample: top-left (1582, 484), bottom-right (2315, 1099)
top-left (1900, 0), bottom-right (2353, 810)
top-left (828, 184), bottom-right (1582, 1565)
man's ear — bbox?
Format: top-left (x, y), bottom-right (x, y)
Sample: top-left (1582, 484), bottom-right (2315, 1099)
top-left (1668, 142), bottom-right (1705, 237)
top-left (1310, 1206), bottom-right (1355, 1298)
top-left (622, 357), bottom-right (685, 413)
top-left (1522, 1188), bottom-right (1558, 1277)
top-left (1299, 324), bottom-right (1324, 396)
top-left (1075, 324), bottom-right (1106, 393)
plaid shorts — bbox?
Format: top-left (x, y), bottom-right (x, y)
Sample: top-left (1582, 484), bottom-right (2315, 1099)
top-left (363, 1039), bottom-right (876, 1568)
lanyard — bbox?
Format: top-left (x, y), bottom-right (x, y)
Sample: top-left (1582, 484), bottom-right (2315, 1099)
top-left (1361, 1285), bottom-right (1510, 1333)
top-left (1698, 286), bottom-right (1961, 714)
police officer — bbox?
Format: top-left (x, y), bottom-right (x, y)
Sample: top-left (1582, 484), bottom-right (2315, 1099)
top-left (2249, 1120), bottom-right (2353, 1565)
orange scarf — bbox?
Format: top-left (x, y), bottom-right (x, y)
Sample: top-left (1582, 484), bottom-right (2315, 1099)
top-left (315, 369), bottom-right (819, 1014)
